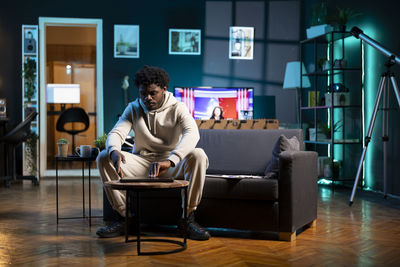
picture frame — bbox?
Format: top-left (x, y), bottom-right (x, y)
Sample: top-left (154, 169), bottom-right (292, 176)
top-left (114, 25), bottom-right (140, 58)
top-left (24, 27), bottom-right (38, 54)
top-left (169, 29), bottom-right (201, 55)
top-left (229, 26), bottom-right (254, 60)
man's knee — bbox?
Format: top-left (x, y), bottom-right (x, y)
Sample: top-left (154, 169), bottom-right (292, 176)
top-left (188, 148), bottom-right (208, 166)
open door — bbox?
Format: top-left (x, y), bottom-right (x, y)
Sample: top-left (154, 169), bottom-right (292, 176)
top-left (39, 18), bottom-right (103, 176)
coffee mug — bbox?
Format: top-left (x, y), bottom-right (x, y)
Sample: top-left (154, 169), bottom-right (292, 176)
top-left (76, 145), bottom-right (92, 158)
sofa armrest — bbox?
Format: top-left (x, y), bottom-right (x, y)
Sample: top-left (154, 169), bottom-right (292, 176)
top-left (278, 150), bottom-right (318, 233)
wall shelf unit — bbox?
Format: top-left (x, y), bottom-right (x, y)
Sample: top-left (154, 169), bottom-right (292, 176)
top-left (22, 24), bottom-right (39, 178)
top-left (300, 31), bottom-right (363, 186)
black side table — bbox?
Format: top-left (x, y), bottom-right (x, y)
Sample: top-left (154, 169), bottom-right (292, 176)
top-left (55, 155), bottom-right (102, 226)
top-left (105, 179), bottom-right (189, 255)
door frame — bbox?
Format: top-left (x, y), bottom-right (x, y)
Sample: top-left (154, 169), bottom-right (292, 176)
top-left (39, 17), bottom-right (103, 177)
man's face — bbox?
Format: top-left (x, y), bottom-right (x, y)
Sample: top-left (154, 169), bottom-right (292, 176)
top-left (139, 84), bottom-right (166, 110)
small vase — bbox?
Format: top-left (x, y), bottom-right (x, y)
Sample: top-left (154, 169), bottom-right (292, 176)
top-left (57, 143), bottom-right (68, 157)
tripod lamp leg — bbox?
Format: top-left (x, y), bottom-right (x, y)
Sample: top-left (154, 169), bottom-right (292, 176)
top-left (349, 147), bottom-right (368, 206)
top-left (390, 75), bottom-right (400, 107)
top-left (349, 76), bottom-right (386, 206)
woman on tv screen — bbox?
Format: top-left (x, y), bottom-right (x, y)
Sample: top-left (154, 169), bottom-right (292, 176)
top-left (210, 106), bottom-right (224, 120)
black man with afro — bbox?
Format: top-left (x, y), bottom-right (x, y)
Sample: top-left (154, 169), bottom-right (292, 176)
top-left (96, 65), bottom-right (210, 240)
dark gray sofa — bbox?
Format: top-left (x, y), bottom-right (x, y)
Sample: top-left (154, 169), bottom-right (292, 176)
top-left (103, 129), bottom-right (318, 241)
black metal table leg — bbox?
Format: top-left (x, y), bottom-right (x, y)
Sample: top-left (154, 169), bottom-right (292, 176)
top-left (183, 187), bottom-right (188, 244)
top-left (125, 190), bottom-right (129, 243)
top-left (56, 158), bottom-right (59, 224)
top-left (136, 191), bottom-right (142, 255)
top-left (126, 188), bottom-right (187, 255)
top-left (82, 161), bottom-right (85, 218)
top-left (88, 161), bottom-right (91, 226)
top-left (55, 156), bottom-right (102, 224)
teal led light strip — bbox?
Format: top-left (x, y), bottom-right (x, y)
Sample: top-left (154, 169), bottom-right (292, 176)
top-left (361, 42), bottom-right (365, 186)
top-left (363, 26), bottom-right (378, 188)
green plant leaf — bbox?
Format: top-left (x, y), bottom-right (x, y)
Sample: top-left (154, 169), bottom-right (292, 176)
top-left (94, 134), bottom-right (108, 150)
top-left (57, 138), bottom-right (68, 144)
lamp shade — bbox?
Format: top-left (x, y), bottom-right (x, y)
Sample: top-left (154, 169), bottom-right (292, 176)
top-left (283, 61), bottom-right (311, 89)
top-left (46, 84), bottom-right (80, 104)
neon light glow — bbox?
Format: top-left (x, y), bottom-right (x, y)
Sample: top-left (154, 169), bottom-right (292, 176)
top-left (363, 25), bottom-right (379, 188)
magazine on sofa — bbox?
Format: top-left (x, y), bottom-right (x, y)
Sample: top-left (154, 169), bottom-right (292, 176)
top-left (206, 174), bottom-right (264, 179)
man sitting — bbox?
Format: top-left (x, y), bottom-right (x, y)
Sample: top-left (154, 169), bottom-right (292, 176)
top-left (96, 65), bottom-right (210, 241)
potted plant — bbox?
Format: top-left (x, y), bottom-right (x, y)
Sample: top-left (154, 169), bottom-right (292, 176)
top-left (23, 58), bottom-right (37, 115)
top-left (25, 131), bottom-right (38, 176)
top-left (94, 134), bottom-right (107, 151)
top-left (318, 120), bottom-right (342, 140)
top-left (57, 138), bottom-right (69, 157)
top-left (23, 58), bottom-right (36, 102)
top-left (332, 7), bottom-right (361, 32)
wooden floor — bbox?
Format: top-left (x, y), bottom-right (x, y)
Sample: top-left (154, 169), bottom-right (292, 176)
top-left (1, 178), bottom-right (400, 266)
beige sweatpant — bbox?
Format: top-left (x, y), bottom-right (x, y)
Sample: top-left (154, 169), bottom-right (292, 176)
top-left (97, 148), bottom-right (209, 217)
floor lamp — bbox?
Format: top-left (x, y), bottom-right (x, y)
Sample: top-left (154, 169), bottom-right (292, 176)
top-left (283, 61), bottom-right (311, 126)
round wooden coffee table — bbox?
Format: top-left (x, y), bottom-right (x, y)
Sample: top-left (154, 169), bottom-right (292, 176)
top-left (105, 179), bottom-right (189, 255)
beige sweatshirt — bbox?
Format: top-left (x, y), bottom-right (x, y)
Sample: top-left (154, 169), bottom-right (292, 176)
top-left (106, 92), bottom-right (200, 166)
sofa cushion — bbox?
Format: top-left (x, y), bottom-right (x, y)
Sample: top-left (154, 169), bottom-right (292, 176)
top-left (139, 176), bottom-right (278, 201)
top-left (202, 176), bottom-right (278, 201)
top-left (197, 129), bottom-right (303, 175)
top-left (264, 135), bottom-right (300, 176)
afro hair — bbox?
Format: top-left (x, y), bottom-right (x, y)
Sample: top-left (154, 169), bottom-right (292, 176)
top-left (134, 65), bottom-right (170, 89)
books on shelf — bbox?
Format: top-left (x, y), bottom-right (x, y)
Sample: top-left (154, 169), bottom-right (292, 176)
top-left (308, 91), bottom-right (319, 107)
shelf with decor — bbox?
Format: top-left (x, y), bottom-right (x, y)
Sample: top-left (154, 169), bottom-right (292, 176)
top-left (301, 31), bottom-right (353, 44)
top-left (299, 30), bottom-right (363, 187)
top-left (304, 68), bottom-right (361, 76)
top-left (22, 24), bottom-right (39, 178)
top-left (301, 104), bottom-right (361, 110)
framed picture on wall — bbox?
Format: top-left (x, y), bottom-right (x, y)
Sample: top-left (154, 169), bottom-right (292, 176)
top-left (229, 26), bottom-right (254, 60)
top-left (169, 29), bottom-right (201, 55)
top-left (23, 27), bottom-right (38, 54)
top-left (114, 25), bottom-right (140, 58)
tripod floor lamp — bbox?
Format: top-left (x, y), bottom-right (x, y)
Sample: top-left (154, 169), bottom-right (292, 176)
top-left (349, 27), bottom-right (400, 205)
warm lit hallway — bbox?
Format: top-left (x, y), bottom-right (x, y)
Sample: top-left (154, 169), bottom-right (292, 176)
top-left (0, 178), bottom-right (399, 266)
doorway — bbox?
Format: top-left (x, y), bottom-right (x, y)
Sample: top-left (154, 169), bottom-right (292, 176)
top-left (39, 18), bottom-right (103, 177)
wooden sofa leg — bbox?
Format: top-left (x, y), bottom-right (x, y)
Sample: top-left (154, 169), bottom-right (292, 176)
top-left (279, 232), bottom-right (296, 242)
top-left (307, 219), bottom-right (317, 228)
top-left (279, 220), bottom-right (317, 241)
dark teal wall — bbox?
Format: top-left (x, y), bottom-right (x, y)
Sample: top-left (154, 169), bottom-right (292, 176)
top-left (0, 0), bottom-right (303, 134)
top-left (0, 0), bottom-right (205, 131)
top-left (101, 1), bottom-right (205, 131)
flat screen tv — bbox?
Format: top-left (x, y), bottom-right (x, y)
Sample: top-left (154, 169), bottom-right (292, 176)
top-left (174, 87), bottom-right (254, 120)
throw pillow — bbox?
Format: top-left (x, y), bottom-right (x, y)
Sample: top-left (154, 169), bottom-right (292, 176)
top-left (264, 135), bottom-right (300, 177)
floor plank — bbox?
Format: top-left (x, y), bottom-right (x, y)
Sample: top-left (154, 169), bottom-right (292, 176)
top-left (0, 179), bottom-right (399, 266)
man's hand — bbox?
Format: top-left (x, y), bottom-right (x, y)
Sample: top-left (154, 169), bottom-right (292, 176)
top-left (149, 160), bottom-right (172, 178)
top-left (110, 150), bottom-right (126, 178)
